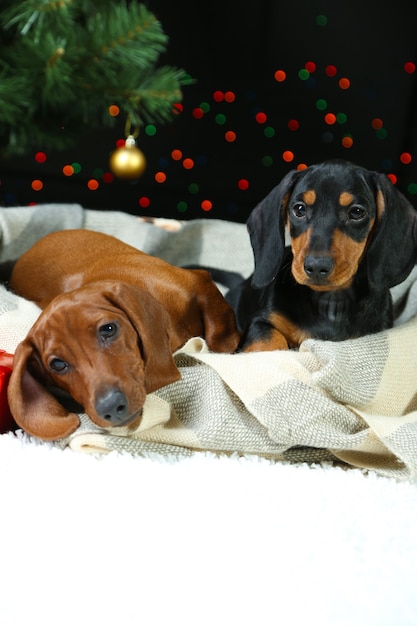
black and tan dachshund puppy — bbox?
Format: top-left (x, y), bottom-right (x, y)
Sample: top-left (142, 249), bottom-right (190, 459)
top-left (227, 159), bottom-right (417, 351)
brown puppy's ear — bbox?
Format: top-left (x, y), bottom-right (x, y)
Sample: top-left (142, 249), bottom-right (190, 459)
top-left (7, 339), bottom-right (80, 441)
top-left (248, 168), bottom-right (302, 289)
top-left (366, 172), bottom-right (417, 290)
top-left (102, 282), bottom-right (181, 393)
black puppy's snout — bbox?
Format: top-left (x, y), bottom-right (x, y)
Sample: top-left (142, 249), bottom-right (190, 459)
top-left (304, 255), bottom-right (334, 282)
top-left (95, 388), bottom-right (129, 424)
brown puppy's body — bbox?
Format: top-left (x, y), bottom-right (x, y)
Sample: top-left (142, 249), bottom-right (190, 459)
top-left (11, 228), bottom-right (238, 353)
top-left (8, 229), bottom-right (240, 440)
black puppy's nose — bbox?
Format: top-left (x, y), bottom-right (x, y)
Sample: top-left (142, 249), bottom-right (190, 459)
top-left (95, 388), bottom-right (129, 424)
top-left (304, 255), bottom-right (334, 282)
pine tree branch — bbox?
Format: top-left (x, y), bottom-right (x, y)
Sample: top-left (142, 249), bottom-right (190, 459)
top-left (2, 0), bottom-right (76, 41)
top-left (0, 1), bottom-right (188, 154)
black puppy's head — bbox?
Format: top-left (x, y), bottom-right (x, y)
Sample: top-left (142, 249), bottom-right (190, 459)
top-left (248, 159), bottom-right (417, 292)
top-left (286, 161), bottom-right (379, 290)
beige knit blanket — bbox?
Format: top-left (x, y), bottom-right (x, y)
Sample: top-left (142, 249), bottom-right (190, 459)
top-left (67, 318), bottom-right (417, 479)
top-left (1, 204), bottom-right (416, 479)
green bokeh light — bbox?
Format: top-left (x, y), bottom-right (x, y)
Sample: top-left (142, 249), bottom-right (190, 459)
top-left (262, 155), bottom-right (273, 167)
top-left (264, 126), bottom-right (275, 138)
top-left (376, 128), bottom-right (388, 139)
top-left (177, 201), bottom-right (188, 212)
top-left (298, 68), bottom-right (310, 81)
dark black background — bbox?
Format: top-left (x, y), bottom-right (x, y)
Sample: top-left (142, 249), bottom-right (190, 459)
top-left (1, 0), bottom-right (417, 222)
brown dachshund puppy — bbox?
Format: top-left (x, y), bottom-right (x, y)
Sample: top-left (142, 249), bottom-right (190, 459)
top-left (8, 229), bottom-right (240, 440)
top-left (226, 160), bottom-right (417, 350)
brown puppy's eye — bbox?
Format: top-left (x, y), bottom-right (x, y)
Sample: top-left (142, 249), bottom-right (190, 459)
top-left (49, 357), bottom-right (69, 373)
top-left (98, 322), bottom-right (118, 341)
top-left (348, 206), bottom-right (367, 221)
top-left (292, 203), bottom-right (306, 218)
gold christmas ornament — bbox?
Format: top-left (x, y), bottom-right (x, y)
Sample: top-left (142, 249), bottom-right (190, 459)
top-left (109, 134), bottom-right (147, 179)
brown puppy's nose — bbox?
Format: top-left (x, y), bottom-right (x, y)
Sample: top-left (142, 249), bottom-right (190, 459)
top-left (304, 255), bottom-right (334, 283)
top-left (95, 388), bottom-right (129, 425)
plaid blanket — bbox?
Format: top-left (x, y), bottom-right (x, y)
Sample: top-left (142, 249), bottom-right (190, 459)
top-left (1, 204), bottom-right (417, 479)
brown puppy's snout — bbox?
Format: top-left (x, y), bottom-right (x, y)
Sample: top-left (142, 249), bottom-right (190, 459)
top-left (95, 387), bottom-right (138, 427)
top-left (303, 254), bottom-right (334, 284)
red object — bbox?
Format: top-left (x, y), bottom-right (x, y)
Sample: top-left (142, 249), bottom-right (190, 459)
top-left (0, 351), bottom-right (17, 434)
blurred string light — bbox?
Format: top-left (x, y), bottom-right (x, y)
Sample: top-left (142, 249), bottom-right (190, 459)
top-left (155, 171), bottom-right (166, 183)
top-left (108, 105), bottom-right (120, 117)
top-left (274, 69), bottom-right (286, 82)
top-left (188, 53), bottom-right (413, 208)
top-left (138, 196), bottom-right (151, 208)
top-left (255, 112), bottom-right (267, 124)
top-left (326, 65), bottom-right (338, 77)
top-left (22, 44), bottom-right (417, 212)
top-left (62, 164), bottom-right (74, 176)
top-left (31, 179), bottom-right (43, 191)
top-left (283, 151), bottom-right (295, 162)
top-left (262, 155), bottom-right (273, 166)
top-left (171, 149), bottom-right (182, 160)
top-left (342, 135), bottom-right (354, 149)
top-left (316, 14), bottom-right (328, 26)
top-left (238, 179), bottom-right (249, 190)
top-left (35, 151), bottom-right (47, 163)
top-left (192, 107), bottom-right (204, 119)
top-left (177, 201), bottom-right (188, 212)
top-left (400, 152), bottom-right (412, 164)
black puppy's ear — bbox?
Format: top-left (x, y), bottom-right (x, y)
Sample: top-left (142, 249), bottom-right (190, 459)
top-left (248, 168), bottom-right (302, 289)
top-left (367, 173), bottom-right (417, 290)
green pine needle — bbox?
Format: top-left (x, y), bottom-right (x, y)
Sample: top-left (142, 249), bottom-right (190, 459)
top-left (0, 1), bottom-right (187, 154)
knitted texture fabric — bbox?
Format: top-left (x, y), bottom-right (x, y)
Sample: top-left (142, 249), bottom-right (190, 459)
top-left (2, 204), bottom-right (416, 478)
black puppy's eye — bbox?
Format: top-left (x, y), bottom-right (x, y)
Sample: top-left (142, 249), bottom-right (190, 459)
top-left (292, 203), bottom-right (306, 218)
top-left (49, 358), bottom-right (69, 373)
top-left (98, 322), bottom-right (118, 341)
top-left (348, 205), bottom-right (367, 221)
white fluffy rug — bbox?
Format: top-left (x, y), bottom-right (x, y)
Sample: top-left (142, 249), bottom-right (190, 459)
top-left (2, 206), bottom-right (417, 625)
top-left (1, 432), bottom-right (417, 626)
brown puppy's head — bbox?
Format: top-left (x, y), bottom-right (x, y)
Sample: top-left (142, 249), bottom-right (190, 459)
top-left (8, 281), bottom-right (181, 441)
top-left (248, 159), bottom-right (417, 291)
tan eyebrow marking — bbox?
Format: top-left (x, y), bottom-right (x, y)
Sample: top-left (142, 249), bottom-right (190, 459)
top-left (302, 190), bottom-right (316, 205)
top-left (339, 191), bottom-right (354, 206)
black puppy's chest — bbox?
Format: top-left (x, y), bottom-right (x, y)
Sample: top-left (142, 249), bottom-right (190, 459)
top-left (268, 272), bottom-right (393, 342)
